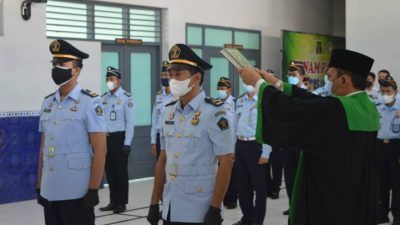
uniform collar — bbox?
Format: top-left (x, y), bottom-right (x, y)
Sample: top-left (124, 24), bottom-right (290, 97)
top-left (55, 83), bottom-right (82, 103)
top-left (244, 93), bottom-right (258, 101)
top-left (163, 89), bottom-right (173, 97)
top-left (109, 86), bottom-right (124, 97)
top-left (176, 91), bottom-right (205, 112)
top-left (382, 98), bottom-right (400, 111)
top-left (346, 90), bottom-right (365, 97)
top-left (225, 95), bottom-right (234, 104)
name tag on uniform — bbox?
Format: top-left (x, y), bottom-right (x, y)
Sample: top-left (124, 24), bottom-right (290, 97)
top-left (44, 108), bottom-right (51, 113)
top-left (110, 111), bottom-right (117, 121)
top-left (165, 121), bottom-right (174, 125)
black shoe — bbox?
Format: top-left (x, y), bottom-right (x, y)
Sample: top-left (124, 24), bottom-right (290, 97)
top-left (233, 219), bottom-right (251, 225)
top-left (377, 217), bottom-right (390, 224)
top-left (270, 192), bottom-right (279, 199)
top-left (252, 223), bottom-right (263, 225)
top-left (283, 209), bottom-right (289, 216)
top-left (113, 204), bottom-right (126, 214)
top-left (393, 220), bottom-right (400, 225)
top-left (99, 203), bottom-right (115, 211)
top-left (225, 203), bottom-right (237, 209)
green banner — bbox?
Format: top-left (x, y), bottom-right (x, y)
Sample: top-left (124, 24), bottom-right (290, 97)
top-left (282, 30), bottom-right (345, 88)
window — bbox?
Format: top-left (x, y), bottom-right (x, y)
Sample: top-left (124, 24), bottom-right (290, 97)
top-left (46, 0), bottom-right (161, 43)
top-left (187, 24), bottom-right (261, 50)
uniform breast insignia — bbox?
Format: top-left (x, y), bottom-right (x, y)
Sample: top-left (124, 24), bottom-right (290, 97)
top-left (169, 111), bottom-right (175, 120)
top-left (205, 97), bottom-right (224, 107)
top-left (165, 121), bottom-right (175, 125)
top-left (396, 110), bottom-right (400, 118)
top-left (70, 105), bottom-right (78, 112)
top-left (124, 92), bottom-right (132, 97)
top-left (217, 117), bottom-right (229, 131)
top-left (128, 100), bottom-right (134, 108)
top-left (215, 111), bottom-right (226, 117)
top-left (81, 89), bottom-right (99, 98)
top-left (191, 111), bottom-right (201, 125)
top-left (95, 106), bottom-right (103, 116)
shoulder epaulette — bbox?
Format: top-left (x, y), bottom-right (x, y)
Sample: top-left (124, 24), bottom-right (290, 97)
top-left (124, 92), bottom-right (132, 97)
top-left (101, 92), bottom-right (108, 97)
top-left (205, 97), bottom-right (224, 107)
top-left (44, 92), bottom-right (56, 99)
top-left (156, 89), bottom-right (163, 95)
top-left (165, 100), bottom-right (178, 107)
top-left (81, 89), bottom-right (98, 98)
top-left (238, 93), bottom-right (247, 99)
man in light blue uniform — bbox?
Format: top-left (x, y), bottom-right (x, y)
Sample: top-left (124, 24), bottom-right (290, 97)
top-left (233, 84), bottom-right (271, 225)
top-left (150, 61), bottom-right (176, 160)
top-left (147, 44), bottom-right (234, 225)
top-left (217, 76), bottom-right (238, 209)
top-left (36, 39), bottom-right (107, 225)
top-left (376, 77), bottom-right (400, 225)
top-left (99, 66), bottom-right (135, 214)
top-left (312, 74), bottom-right (333, 97)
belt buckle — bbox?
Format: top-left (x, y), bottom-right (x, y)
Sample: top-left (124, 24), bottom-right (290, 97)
top-left (384, 139), bottom-right (390, 144)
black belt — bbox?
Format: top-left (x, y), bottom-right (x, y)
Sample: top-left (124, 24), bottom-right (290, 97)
top-left (377, 139), bottom-right (400, 144)
top-left (106, 131), bottom-right (125, 136)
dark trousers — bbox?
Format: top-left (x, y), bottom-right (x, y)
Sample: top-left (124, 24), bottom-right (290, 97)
top-left (105, 131), bottom-right (129, 205)
top-left (377, 139), bottom-right (400, 220)
top-left (267, 147), bottom-right (284, 194)
top-left (282, 147), bottom-right (301, 203)
top-left (223, 161), bottom-right (238, 206)
top-left (163, 207), bottom-right (202, 225)
top-left (156, 132), bottom-right (161, 160)
top-left (43, 198), bottom-right (94, 225)
top-left (236, 140), bottom-right (268, 224)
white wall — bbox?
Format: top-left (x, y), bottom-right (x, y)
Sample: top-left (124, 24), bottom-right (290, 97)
top-left (347, 0), bottom-right (400, 80)
top-left (0, 0), bottom-right (343, 112)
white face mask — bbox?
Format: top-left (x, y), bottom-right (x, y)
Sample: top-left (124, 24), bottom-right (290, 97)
top-left (382, 94), bottom-right (395, 104)
top-left (217, 90), bottom-right (227, 99)
top-left (244, 84), bottom-right (255, 93)
top-left (170, 78), bottom-right (193, 97)
top-left (106, 81), bottom-right (116, 91)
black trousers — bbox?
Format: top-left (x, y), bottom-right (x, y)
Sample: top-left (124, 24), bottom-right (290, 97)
top-left (236, 140), bottom-right (268, 224)
top-left (163, 207), bottom-right (202, 225)
top-left (377, 139), bottom-right (400, 220)
top-left (267, 147), bottom-right (284, 194)
top-left (43, 198), bottom-right (94, 225)
top-left (156, 132), bottom-right (161, 161)
top-left (223, 160), bottom-right (238, 206)
top-left (282, 147), bottom-right (301, 204)
top-left (105, 131), bottom-right (129, 205)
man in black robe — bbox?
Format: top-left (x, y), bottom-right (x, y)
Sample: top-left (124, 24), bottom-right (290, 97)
top-left (239, 49), bottom-right (379, 225)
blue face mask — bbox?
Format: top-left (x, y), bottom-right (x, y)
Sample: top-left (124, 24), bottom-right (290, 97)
top-left (217, 90), bottom-right (227, 99)
top-left (288, 76), bottom-right (299, 85)
top-left (161, 78), bottom-right (170, 87)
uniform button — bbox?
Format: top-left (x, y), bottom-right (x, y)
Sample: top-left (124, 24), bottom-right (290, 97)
top-left (189, 133), bottom-right (193, 138)
top-left (50, 136), bottom-right (55, 140)
top-left (170, 175), bottom-right (176, 181)
top-left (179, 115), bottom-right (185, 122)
top-left (49, 167), bottom-right (54, 172)
top-left (177, 133), bottom-right (183, 139)
top-left (174, 152), bottom-right (181, 159)
top-left (196, 187), bottom-right (202, 193)
top-left (54, 121), bottom-right (59, 125)
top-left (58, 106), bottom-right (62, 110)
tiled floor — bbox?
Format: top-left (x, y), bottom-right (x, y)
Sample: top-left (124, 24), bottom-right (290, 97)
top-left (0, 178), bottom-right (392, 225)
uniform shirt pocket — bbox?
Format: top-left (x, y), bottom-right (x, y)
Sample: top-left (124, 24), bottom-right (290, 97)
top-left (68, 153), bottom-right (91, 170)
top-left (184, 177), bottom-right (215, 194)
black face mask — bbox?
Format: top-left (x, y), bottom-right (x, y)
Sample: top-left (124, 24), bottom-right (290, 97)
top-left (52, 66), bottom-right (73, 86)
top-left (366, 81), bottom-right (373, 88)
top-left (161, 78), bottom-right (170, 87)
